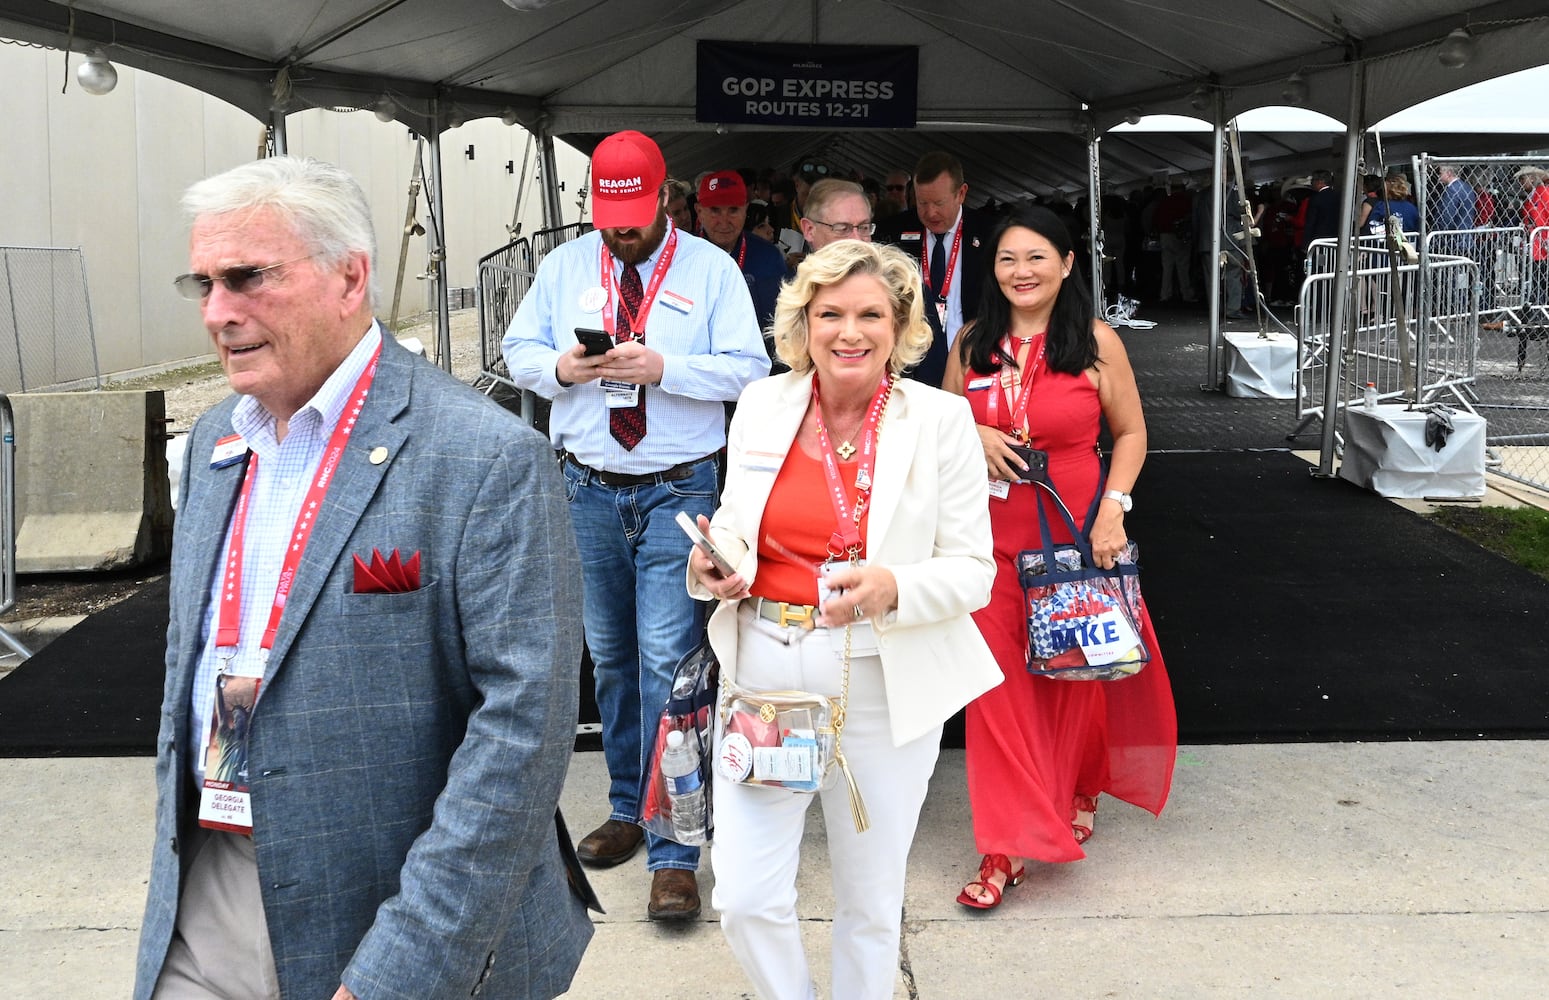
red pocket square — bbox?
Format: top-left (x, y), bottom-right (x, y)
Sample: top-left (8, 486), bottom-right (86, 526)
top-left (354, 549), bottom-right (421, 593)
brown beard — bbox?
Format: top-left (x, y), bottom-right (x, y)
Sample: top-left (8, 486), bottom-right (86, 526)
top-left (601, 210), bottom-right (669, 265)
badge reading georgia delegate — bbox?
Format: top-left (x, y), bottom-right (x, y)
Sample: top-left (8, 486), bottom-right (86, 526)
top-left (578, 286), bottom-right (608, 313)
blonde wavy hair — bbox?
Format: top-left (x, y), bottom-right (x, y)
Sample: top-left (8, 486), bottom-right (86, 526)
top-left (771, 241), bottom-right (931, 376)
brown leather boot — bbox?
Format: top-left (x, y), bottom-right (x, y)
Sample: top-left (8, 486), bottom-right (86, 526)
top-left (575, 819), bottom-right (643, 868)
top-left (647, 868), bottom-right (701, 921)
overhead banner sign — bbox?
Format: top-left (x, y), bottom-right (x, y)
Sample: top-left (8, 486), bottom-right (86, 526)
top-left (697, 41), bottom-right (917, 129)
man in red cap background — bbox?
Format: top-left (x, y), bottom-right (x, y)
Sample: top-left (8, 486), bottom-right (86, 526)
top-left (503, 130), bottom-right (768, 921)
top-left (697, 169), bottom-right (788, 335)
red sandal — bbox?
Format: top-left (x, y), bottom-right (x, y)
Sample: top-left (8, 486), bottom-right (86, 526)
top-left (956, 853), bottom-right (1026, 910)
top-left (1071, 794), bottom-right (1098, 845)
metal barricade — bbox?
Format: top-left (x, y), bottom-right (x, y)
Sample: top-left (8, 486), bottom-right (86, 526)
top-left (476, 223), bottom-right (592, 425)
top-left (0, 246), bottom-right (103, 393)
top-left (1416, 154), bottom-right (1549, 492)
top-left (1296, 250), bottom-right (1479, 443)
top-left (0, 394), bottom-right (33, 661)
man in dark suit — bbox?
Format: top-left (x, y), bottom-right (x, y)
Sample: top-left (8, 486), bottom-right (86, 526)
top-left (873, 150), bottom-right (992, 387)
top-left (136, 156), bottom-right (593, 1000)
top-left (1301, 169), bottom-right (1340, 253)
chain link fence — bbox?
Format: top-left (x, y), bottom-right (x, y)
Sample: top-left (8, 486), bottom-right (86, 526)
top-left (1416, 155), bottom-right (1549, 492)
top-left (0, 247), bottom-right (102, 393)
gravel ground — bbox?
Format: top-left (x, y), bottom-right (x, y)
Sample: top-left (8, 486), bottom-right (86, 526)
top-left (1, 310), bottom-right (495, 632)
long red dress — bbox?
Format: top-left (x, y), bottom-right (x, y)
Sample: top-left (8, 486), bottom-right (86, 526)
top-left (963, 342), bottom-right (1176, 863)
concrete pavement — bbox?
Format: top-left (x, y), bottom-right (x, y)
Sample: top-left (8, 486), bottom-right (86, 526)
top-left (3, 741), bottom-right (1545, 998)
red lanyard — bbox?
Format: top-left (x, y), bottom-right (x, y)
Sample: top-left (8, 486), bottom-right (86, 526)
top-left (811, 374), bottom-right (894, 558)
top-left (215, 345), bottom-right (381, 658)
top-left (921, 222), bottom-right (964, 298)
top-left (986, 334), bottom-right (1046, 444)
top-left (732, 232), bottom-right (747, 271)
top-left (600, 226), bottom-right (679, 342)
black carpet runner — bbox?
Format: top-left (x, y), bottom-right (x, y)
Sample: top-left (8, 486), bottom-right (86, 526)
top-left (3, 451), bottom-right (1546, 756)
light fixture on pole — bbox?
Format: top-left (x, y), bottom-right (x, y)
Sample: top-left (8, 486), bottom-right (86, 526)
top-left (1188, 88), bottom-right (1210, 112)
top-left (446, 107), bottom-right (466, 129)
top-left (77, 49), bottom-right (118, 96)
top-left (1281, 72), bottom-right (1309, 106)
top-left (1438, 27), bottom-right (1475, 69)
top-left (372, 96), bottom-right (396, 123)
top-left (499, 107), bottom-right (519, 127)
top-left (1123, 107), bottom-right (1144, 126)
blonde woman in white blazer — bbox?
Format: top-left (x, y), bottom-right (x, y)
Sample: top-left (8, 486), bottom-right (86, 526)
top-left (687, 241), bottom-right (1001, 1000)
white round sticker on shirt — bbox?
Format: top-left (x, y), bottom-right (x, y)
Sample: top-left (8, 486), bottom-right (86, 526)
top-left (578, 286), bottom-right (608, 313)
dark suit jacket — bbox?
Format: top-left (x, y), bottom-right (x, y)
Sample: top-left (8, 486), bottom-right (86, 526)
top-left (135, 332), bottom-right (593, 1000)
top-left (1302, 186), bottom-right (1341, 250)
top-left (874, 206), bottom-right (994, 387)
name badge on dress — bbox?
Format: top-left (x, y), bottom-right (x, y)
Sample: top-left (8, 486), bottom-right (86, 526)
top-left (967, 377), bottom-right (995, 391)
top-left (987, 479), bottom-right (1012, 501)
top-left (600, 379), bottom-right (640, 408)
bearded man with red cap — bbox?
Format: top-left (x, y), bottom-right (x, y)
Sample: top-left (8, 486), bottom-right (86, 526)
top-left (696, 169), bottom-right (788, 332)
top-left (503, 131), bottom-right (768, 920)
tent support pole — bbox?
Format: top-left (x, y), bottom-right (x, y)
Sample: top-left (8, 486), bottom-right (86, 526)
top-left (1206, 96), bottom-right (1224, 389)
top-left (426, 106), bottom-right (453, 373)
top-left (1316, 60), bottom-right (1366, 477)
top-left (269, 110), bottom-right (287, 155)
top-left (538, 127), bottom-right (563, 229)
top-left (1087, 130), bottom-right (1104, 313)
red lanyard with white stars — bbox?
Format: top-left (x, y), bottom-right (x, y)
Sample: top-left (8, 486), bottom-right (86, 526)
top-left (599, 227), bottom-right (679, 342)
top-left (922, 223), bottom-right (963, 299)
top-left (811, 374), bottom-right (893, 559)
top-left (985, 334), bottom-right (1046, 444)
top-left (215, 345), bottom-right (381, 660)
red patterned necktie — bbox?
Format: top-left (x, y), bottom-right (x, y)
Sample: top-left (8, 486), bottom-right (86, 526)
top-left (609, 262), bottom-right (647, 450)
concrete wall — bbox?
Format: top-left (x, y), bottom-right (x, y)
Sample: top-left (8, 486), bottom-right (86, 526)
top-left (0, 42), bottom-right (591, 379)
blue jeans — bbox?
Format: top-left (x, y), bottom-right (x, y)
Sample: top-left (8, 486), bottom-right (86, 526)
top-left (562, 455), bottom-right (716, 871)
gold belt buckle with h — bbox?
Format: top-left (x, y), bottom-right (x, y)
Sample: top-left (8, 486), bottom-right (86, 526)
top-left (778, 602), bottom-right (814, 629)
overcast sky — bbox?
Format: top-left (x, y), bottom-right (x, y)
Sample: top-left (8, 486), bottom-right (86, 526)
top-left (1115, 63), bottom-right (1549, 134)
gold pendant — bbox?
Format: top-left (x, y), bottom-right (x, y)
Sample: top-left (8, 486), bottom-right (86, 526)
top-left (836, 440), bottom-right (856, 460)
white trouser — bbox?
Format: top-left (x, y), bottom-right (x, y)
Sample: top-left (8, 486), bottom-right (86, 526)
top-left (711, 605), bottom-right (942, 1000)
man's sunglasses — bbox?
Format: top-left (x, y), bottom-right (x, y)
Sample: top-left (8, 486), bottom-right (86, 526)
top-left (173, 255), bottom-right (313, 300)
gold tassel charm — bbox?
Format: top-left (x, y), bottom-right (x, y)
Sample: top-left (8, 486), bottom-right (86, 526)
top-left (834, 623), bottom-right (869, 833)
top-left (836, 751), bottom-right (870, 833)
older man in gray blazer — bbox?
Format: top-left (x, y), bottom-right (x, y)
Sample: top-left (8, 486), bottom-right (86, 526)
top-left (135, 157), bottom-right (593, 1000)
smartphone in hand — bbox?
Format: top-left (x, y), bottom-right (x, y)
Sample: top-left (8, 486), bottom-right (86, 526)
top-left (575, 327), bottom-right (615, 356)
top-left (676, 512), bottom-right (737, 577)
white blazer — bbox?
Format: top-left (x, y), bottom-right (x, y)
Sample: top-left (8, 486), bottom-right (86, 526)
top-left (690, 371), bottom-right (1003, 746)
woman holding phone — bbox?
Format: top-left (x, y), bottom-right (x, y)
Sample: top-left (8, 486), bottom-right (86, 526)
top-left (686, 240), bottom-right (999, 999)
top-left (943, 206), bottom-right (1176, 909)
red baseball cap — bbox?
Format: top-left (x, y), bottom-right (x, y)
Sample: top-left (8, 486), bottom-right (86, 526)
top-left (697, 170), bottom-right (748, 208)
top-left (591, 130), bottom-right (667, 229)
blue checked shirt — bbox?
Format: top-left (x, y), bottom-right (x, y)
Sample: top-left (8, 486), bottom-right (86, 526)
top-left (188, 323), bottom-right (381, 784)
top-left (502, 225), bottom-right (770, 473)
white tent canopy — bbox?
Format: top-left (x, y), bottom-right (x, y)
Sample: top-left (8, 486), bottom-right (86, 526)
top-left (4, 0), bottom-right (1549, 199)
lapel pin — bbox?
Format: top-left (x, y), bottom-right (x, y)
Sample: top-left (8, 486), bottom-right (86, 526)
top-left (369, 446), bottom-right (389, 465)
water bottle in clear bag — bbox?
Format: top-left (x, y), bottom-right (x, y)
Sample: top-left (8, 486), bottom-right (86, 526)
top-left (660, 729), bottom-right (708, 845)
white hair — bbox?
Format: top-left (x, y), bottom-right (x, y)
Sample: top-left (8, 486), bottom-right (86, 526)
top-left (182, 156), bottom-right (379, 311)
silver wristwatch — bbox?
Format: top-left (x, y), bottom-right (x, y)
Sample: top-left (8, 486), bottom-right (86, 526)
top-left (1102, 489), bottom-right (1133, 512)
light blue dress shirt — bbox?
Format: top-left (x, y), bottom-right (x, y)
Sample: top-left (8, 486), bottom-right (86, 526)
top-left (188, 323), bottom-right (381, 783)
top-left (503, 225), bottom-right (770, 473)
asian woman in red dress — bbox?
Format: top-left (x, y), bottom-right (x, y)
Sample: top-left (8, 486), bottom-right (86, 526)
top-left (943, 206), bottom-right (1176, 908)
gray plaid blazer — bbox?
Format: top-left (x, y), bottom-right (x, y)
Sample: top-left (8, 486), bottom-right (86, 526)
top-left (135, 332), bottom-right (593, 999)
